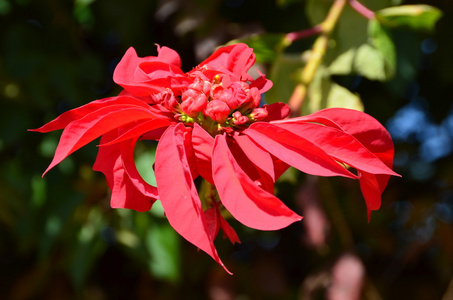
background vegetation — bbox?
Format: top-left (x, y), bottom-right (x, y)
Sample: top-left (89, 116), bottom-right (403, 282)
top-left (1, 0), bottom-right (452, 299)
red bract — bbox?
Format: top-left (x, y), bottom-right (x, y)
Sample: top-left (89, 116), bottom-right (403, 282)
top-left (31, 43), bottom-right (399, 273)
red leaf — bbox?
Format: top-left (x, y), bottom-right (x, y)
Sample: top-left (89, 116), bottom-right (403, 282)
top-left (155, 45), bottom-right (182, 67)
top-left (245, 123), bottom-right (357, 179)
top-left (113, 47), bottom-right (186, 97)
top-left (275, 122), bottom-right (398, 176)
top-left (212, 134), bottom-right (302, 230)
top-left (204, 201), bottom-right (241, 245)
top-left (155, 124), bottom-right (230, 273)
top-left (262, 102), bottom-right (290, 122)
top-left (295, 108), bottom-right (395, 171)
top-left (228, 137), bottom-right (274, 194)
top-left (183, 127), bottom-right (199, 180)
top-left (204, 207), bottom-right (221, 242)
top-left (272, 155), bottom-right (290, 180)
top-left (278, 108), bottom-right (400, 218)
top-left (99, 119), bottom-right (171, 147)
top-left (249, 69), bottom-right (273, 93)
top-left (219, 215), bottom-right (241, 244)
top-left (198, 44), bottom-right (255, 78)
top-left (30, 96), bottom-right (152, 133)
top-left (310, 108), bottom-right (397, 194)
top-left (44, 105), bottom-right (156, 175)
top-left (358, 171), bottom-right (383, 221)
top-left (192, 123), bottom-right (215, 184)
top-left (211, 200), bottom-right (241, 244)
top-left (234, 135), bottom-right (275, 182)
top-left (93, 131), bottom-right (157, 211)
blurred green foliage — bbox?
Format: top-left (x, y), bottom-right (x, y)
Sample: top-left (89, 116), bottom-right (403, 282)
top-left (1, 0), bottom-right (453, 299)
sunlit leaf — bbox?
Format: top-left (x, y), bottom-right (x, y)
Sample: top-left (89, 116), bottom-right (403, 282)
top-left (327, 48), bottom-right (354, 75)
top-left (353, 44), bottom-right (386, 81)
top-left (328, 18), bottom-right (396, 81)
top-left (376, 5), bottom-right (443, 31)
top-left (266, 53), bottom-right (305, 104)
top-left (306, 67), bottom-right (363, 114)
top-left (368, 18), bottom-right (396, 79)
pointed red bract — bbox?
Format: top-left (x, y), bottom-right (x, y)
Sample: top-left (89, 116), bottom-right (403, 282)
top-left (113, 47), bottom-right (187, 97)
top-left (245, 123), bottom-right (357, 179)
top-left (229, 136), bottom-right (275, 194)
top-left (213, 200), bottom-right (241, 244)
top-left (212, 134), bottom-right (302, 230)
top-left (275, 122), bottom-right (397, 176)
top-left (204, 201), bottom-right (241, 245)
top-left (93, 131), bottom-right (157, 211)
top-left (234, 135), bottom-right (275, 182)
top-left (30, 96), bottom-right (153, 133)
top-left (99, 119), bottom-right (172, 147)
top-left (192, 123), bottom-right (215, 184)
top-left (44, 105), bottom-right (157, 175)
top-left (279, 108), bottom-right (399, 217)
top-left (155, 124), bottom-right (230, 273)
top-left (198, 44), bottom-right (254, 77)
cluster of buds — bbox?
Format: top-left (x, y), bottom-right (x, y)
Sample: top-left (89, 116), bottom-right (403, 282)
top-left (155, 74), bottom-right (268, 133)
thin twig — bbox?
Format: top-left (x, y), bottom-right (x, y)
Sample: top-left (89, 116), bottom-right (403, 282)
top-left (285, 25), bottom-right (323, 43)
top-left (288, 0), bottom-right (347, 116)
top-left (349, 0), bottom-right (375, 20)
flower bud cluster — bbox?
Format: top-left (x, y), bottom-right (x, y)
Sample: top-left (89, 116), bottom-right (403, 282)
top-left (173, 74), bottom-right (267, 132)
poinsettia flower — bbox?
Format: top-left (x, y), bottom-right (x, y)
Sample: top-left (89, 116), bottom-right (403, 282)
top-left (31, 43), bottom-right (399, 273)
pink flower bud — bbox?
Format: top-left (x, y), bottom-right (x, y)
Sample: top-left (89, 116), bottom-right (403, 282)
top-left (151, 89), bottom-right (178, 111)
top-left (229, 82), bottom-right (248, 106)
top-left (204, 100), bottom-right (230, 123)
top-left (239, 87), bottom-right (261, 111)
top-left (180, 92), bottom-right (207, 117)
top-left (232, 111), bottom-right (249, 125)
top-left (189, 77), bottom-right (211, 95)
top-left (211, 85), bottom-right (237, 109)
top-left (248, 87), bottom-right (261, 108)
top-left (182, 89), bottom-right (198, 101)
top-left (250, 107), bottom-right (268, 121)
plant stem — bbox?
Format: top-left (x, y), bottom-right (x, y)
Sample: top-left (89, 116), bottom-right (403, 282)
top-left (285, 25), bottom-right (323, 43)
top-left (200, 179), bottom-right (217, 210)
top-left (348, 0), bottom-right (375, 20)
top-left (289, 0), bottom-right (347, 117)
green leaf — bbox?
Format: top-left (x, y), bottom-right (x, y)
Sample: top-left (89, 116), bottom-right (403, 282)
top-left (328, 48), bottom-right (355, 75)
top-left (327, 17), bottom-right (396, 81)
top-left (376, 5), bottom-right (443, 31)
top-left (227, 33), bottom-right (288, 64)
top-left (266, 53), bottom-right (305, 104)
top-left (368, 18), bottom-right (396, 79)
top-left (323, 3), bottom-right (371, 75)
top-left (305, 67), bottom-right (363, 115)
top-left (353, 44), bottom-right (386, 81)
